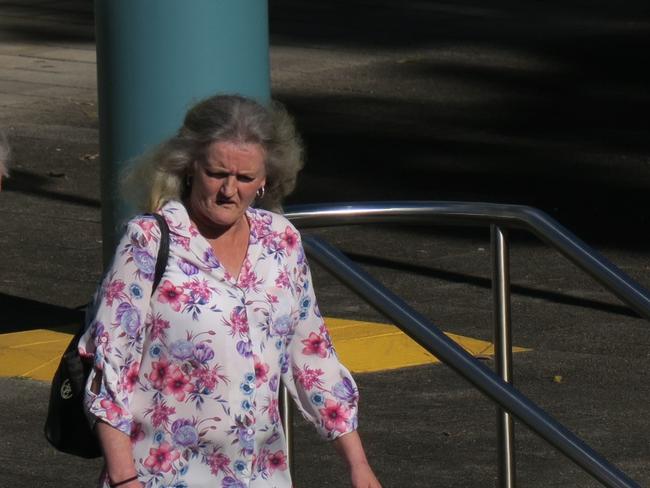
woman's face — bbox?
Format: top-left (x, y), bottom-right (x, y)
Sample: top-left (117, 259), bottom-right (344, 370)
top-left (188, 140), bottom-right (266, 231)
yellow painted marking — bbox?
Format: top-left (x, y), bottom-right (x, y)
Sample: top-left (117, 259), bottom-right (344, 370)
top-left (0, 319), bottom-right (530, 381)
top-left (326, 318), bottom-right (530, 373)
top-left (0, 329), bottom-right (71, 381)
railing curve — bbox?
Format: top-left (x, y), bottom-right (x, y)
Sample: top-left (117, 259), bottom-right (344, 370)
top-left (285, 201), bottom-right (650, 321)
top-left (280, 201), bottom-right (649, 488)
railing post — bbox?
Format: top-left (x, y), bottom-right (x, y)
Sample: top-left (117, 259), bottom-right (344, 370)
top-left (491, 224), bottom-right (516, 487)
top-left (279, 383), bottom-right (294, 479)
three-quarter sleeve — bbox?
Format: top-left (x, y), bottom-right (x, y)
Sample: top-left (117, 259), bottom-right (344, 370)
top-left (78, 215), bottom-right (161, 436)
top-left (280, 229), bottom-right (359, 441)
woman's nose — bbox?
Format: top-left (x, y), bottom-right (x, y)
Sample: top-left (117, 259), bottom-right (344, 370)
top-left (220, 176), bottom-right (236, 195)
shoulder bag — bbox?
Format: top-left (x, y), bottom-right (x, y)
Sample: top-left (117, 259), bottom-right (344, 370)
top-left (44, 213), bottom-right (169, 458)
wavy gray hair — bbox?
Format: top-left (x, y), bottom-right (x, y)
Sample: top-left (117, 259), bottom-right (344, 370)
top-left (123, 94), bottom-right (304, 213)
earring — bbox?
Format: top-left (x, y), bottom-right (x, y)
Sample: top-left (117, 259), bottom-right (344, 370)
top-left (256, 186), bottom-right (266, 199)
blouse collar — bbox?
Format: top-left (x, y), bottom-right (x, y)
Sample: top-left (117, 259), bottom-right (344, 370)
top-left (158, 200), bottom-right (274, 241)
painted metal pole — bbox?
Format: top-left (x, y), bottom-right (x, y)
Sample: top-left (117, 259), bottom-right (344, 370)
top-left (95, 0), bottom-right (270, 264)
top-left (491, 225), bottom-right (516, 488)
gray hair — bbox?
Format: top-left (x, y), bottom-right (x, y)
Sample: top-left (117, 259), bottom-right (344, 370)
top-left (122, 94), bottom-right (304, 213)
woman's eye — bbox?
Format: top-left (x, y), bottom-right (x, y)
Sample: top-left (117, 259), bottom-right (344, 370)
top-left (238, 176), bottom-right (254, 182)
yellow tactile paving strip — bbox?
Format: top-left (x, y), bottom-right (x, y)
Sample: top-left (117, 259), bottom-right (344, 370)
top-left (326, 318), bottom-right (529, 373)
top-left (0, 318), bottom-right (529, 381)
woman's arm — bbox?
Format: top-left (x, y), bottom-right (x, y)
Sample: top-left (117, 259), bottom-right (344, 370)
top-left (96, 421), bottom-right (142, 488)
top-left (334, 431), bottom-right (382, 488)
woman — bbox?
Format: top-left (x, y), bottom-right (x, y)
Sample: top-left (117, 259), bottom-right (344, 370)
top-left (79, 94), bottom-right (381, 488)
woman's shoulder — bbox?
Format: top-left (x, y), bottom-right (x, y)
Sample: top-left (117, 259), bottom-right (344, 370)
top-left (248, 207), bottom-right (298, 233)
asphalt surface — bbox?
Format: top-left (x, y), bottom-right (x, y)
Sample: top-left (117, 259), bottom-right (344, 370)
top-left (1, 1), bottom-right (650, 487)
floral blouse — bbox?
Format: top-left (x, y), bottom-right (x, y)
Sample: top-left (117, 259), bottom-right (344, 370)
top-left (79, 200), bottom-right (359, 488)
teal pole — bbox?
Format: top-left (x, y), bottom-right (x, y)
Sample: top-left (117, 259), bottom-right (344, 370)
top-left (95, 0), bottom-right (270, 265)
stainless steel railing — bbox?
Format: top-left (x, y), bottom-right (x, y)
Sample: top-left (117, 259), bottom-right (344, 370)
top-left (280, 201), bottom-right (649, 488)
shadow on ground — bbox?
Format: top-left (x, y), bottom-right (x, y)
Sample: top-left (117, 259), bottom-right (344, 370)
top-left (0, 293), bottom-right (83, 334)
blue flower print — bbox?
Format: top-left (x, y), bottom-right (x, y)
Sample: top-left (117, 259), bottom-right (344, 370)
top-left (153, 430), bottom-right (165, 443)
top-left (116, 302), bottom-right (141, 337)
top-left (241, 399), bottom-right (252, 411)
top-left (236, 340), bottom-right (252, 358)
top-left (240, 382), bottom-right (254, 396)
top-left (244, 372), bottom-right (255, 384)
top-left (332, 377), bottom-right (359, 403)
top-left (273, 314), bottom-right (292, 336)
top-left (279, 352), bottom-right (289, 374)
top-left (310, 392), bottom-right (325, 406)
top-left (233, 460), bottom-right (247, 473)
top-left (299, 297), bottom-right (311, 320)
top-left (269, 374), bottom-right (279, 393)
top-left (193, 342), bottom-right (215, 363)
top-left (171, 419), bottom-right (199, 447)
top-left (129, 283), bottom-right (143, 299)
top-left (178, 258), bottom-right (199, 276)
top-left (170, 339), bottom-right (194, 360)
top-left (149, 344), bottom-right (162, 358)
top-left (223, 477), bottom-right (247, 488)
top-left (133, 245), bottom-right (156, 277)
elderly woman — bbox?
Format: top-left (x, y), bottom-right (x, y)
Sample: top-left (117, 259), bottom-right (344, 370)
top-left (79, 94), bottom-right (381, 488)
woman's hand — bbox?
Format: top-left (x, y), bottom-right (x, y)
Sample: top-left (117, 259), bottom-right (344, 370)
top-left (333, 431), bottom-right (382, 488)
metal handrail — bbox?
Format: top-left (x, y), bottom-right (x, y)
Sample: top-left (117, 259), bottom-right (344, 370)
top-left (280, 201), bottom-right (648, 488)
top-left (285, 202), bottom-right (650, 322)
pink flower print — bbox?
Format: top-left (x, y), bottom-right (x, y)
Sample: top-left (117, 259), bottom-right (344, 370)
top-left (163, 365), bottom-right (194, 401)
top-left (301, 332), bottom-right (328, 358)
top-left (253, 355), bottom-right (270, 387)
top-left (137, 218), bottom-right (156, 240)
top-left (144, 442), bottom-right (180, 474)
top-left (267, 450), bottom-right (287, 474)
top-left (238, 260), bottom-right (262, 291)
top-left (149, 357), bottom-right (170, 390)
top-left (175, 234), bottom-right (191, 251)
top-left (130, 421), bottom-right (145, 444)
top-left (274, 270), bottom-right (290, 289)
top-left (183, 278), bottom-right (212, 302)
top-left (293, 365), bottom-right (325, 390)
top-left (103, 279), bottom-right (126, 306)
top-left (193, 366), bottom-right (219, 393)
top-left (149, 402), bottom-right (176, 428)
top-left (262, 397), bottom-right (280, 424)
top-left (320, 399), bottom-right (351, 433)
top-left (249, 213), bottom-right (272, 241)
top-left (121, 361), bottom-right (140, 393)
top-left (99, 399), bottom-right (123, 421)
top-left (279, 226), bottom-right (299, 255)
top-left (188, 223), bottom-right (200, 237)
top-left (225, 306), bottom-right (249, 337)
top-left (157, 280), bottom-right (187, 312)
top-left (149, 313), bottom-right (170, 340)
top-left (207, 451), bottom-right (231, 476)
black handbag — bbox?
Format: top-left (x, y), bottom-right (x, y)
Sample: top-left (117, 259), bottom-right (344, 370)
top-left (44, 213), bottom-right (170, 458)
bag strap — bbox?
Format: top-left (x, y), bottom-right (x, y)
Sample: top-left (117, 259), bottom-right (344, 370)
top-left (150, 213), bottom-right (170, 294)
